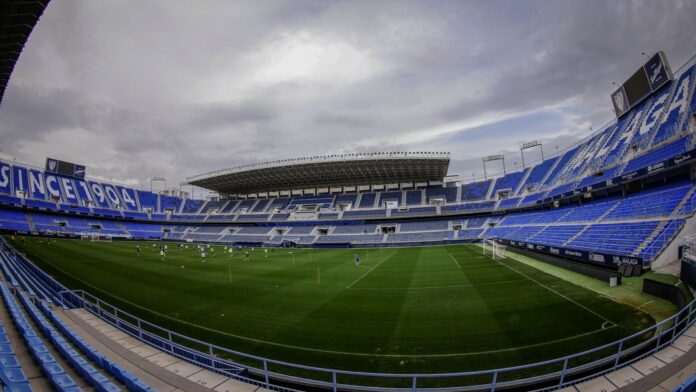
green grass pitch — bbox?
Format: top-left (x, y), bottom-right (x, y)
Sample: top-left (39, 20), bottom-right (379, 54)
top-left (8, 237), bottom-right (657, 379)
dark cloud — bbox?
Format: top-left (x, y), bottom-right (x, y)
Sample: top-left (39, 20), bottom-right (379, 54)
top-left (0, 0), bottom-right (695, 187)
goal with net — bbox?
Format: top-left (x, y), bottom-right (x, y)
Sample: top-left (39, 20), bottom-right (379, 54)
top-left (81, 233), bottom-right (113, 242)
top-left (482, 239), bottom-right (506, 260)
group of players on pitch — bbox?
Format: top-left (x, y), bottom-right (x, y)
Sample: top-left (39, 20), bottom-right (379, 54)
top-left (134, 242), bottom-right (364, 266)
top-left (135, 242), bottom-right (271, 263)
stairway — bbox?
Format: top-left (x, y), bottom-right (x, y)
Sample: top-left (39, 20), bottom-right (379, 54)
top-left (633, 220), bottom-right (668, 256)
top-left (595, 200), bottom-right (621, 222)
top-left (484, 179), bottom-right (496, 200)
top-left (670, 185), bottom-right (696, 217)
top-left (115, 222), bottom-right (131, 237)
top-left (354, 193), bottom-right (363, 209)
top-left (26, 213), bottom-right (36, 232)
top-left (513, 168), bottom-right (532, 196)
top-left (561, 224), bottom-right (590, 247)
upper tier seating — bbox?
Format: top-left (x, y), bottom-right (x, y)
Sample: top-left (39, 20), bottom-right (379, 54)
top-left (460, 180), bottom-right (491, 201)
top-left (603, 182), bottom-right (691, 220)
top-left (358, 193), bottom-right (377, 208)
top-left (378, 191), bottom-right (403, 206)
top-left (491, 170), bottom-right (527, 196)
top-left (200, 200), bottom-right (228, 214)
top-left (426, 187), bottom-right (457, 203)
top-left (405, 190), bottom-right (423, 205)
top-left (181, 199), bottom-right (205, 213)
top-left (566, 221), bottom-right (660, 255)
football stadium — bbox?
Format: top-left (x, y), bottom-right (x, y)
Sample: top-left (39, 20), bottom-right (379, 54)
top-left (0, 1), bottom-right (696, 391)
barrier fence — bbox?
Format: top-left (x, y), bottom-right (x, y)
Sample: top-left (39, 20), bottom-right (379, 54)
top-left (3, 238), bottom-right (696, 391)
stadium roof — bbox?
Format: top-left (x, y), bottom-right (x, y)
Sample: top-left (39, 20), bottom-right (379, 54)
top-left (187, 152), bottom-right (450, 195)
top-left (0, 0), bottom-right (50, 106)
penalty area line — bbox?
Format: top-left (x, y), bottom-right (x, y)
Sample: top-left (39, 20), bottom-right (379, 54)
top-left (346, 252), bottom-right (396, 289)
top-left (449, 253), bottom-right (462, 268)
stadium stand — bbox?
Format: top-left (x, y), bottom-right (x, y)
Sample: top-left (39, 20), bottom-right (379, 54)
top-left (333, 194), bottom-right (358, 208)
top-left (358, 193), bottom-right (377, 208)
top-left (405, 190), bottom-right (423, 205)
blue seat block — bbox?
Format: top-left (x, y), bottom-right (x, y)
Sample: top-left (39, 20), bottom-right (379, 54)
top-left (0, 343), bottom-right (15, 354)
top-left (50, 373), bottom-right (78, 389)
top-left (130, 379), bottom-right (152, 391)
top-left (110, 364), bottom-right (136, 385)
top-left (4, 382), bottom-right (33, 392)
top-left (1, 367), bottom-right (29, 383)
top-left (29, 343), bottom-right (49, 357)
top-left (35, 352), bottom-right (56, 364)
top-left (41, 362), bottom-right (66, 377)
top-left (97, 381), bottom-right (122, 392)
top-left (0, 354), bottom-right (20, 367)
top-left (64, 348), bottom-right (81, 359)
top-left (87, 351), bottom-right (103, 368)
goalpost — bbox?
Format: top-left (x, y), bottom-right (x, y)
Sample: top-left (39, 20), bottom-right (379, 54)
top-left (482, 239), bottom-right (506, 260)
top-left (81, 233), bottom-right (113, 242)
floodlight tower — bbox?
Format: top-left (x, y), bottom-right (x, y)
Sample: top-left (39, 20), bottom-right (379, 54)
top-left (520, 140), bottom-right (544, 169)
top-left (482, 154), bottom-right (505, 180)
top-left (150, 176), bottom-right (167, 192)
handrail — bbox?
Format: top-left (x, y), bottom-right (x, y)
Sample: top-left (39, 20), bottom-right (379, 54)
top-left (641, 181), bottom-right (696, 261)
top-left (2, 237), bottom-right (695, 391)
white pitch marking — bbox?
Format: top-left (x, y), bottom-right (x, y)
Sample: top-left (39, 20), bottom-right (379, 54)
top-left (450, 254), bottom-right (462, 268)
top-left (346, 252), bottom-right (396, 289)
top-left (41, 243), bottom-right (619, 359)
top-left (489, 253), bottom-right (615, 324)
top-left (351, 278), bottom-right (529, 291)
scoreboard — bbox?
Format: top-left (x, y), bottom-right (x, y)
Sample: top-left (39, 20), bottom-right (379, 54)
top-left (45, 158), bottom-right (86, 179)
top-left (611, 51), bottom-right (673, 118)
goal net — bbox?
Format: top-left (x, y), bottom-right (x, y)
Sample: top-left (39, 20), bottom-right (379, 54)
top-left (482, 239), bottom-right (506, 260)
top-left (81, 233), bottom-right (113, 242)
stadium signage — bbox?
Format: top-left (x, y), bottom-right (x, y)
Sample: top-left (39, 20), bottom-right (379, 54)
top-left (613, 256), bottom-right (640, 266)
top-left (647, 162), bottom-right (665, 173)
top-left (589, 253), bottom-right (606, 263)
top-left (575, 147), bottom-right (696, 196)
top-left (45, 158), bottom-right (86, 180)
top-left (611, 51), bottom-right (673, 118)
top-left (497, 239), bottom-right (643, 267)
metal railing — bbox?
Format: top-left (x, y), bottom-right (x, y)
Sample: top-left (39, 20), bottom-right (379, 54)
top-left (54, 288), bottom-right (695, 391)
top-left (640, 186), bottom-right (696, 262)
top-left (4, 238), bottom-right (695, 391)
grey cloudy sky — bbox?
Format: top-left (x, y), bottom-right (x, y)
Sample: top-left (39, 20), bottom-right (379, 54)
top-left (1, 0), bottom-right (695, 190)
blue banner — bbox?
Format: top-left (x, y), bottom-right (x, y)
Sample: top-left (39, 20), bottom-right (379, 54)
top-left (116, 186), bottom-right (138, 210)
top-left (28, 170), bottom-right (46, 200)
top-left (12, 166), bottom-right (28, 195)
top-left (43, 174), bottom-right (64, 202)
top-left (74, 180), bottom-right (93, 206)
top-left (102, 184), bottom-right (122, 208)
top-left (59, 177), bottom-right (80, 204)
top-left (0, 163), bottom-right (11, 194)
top-left (88, 182), bottom-right (111, 208)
